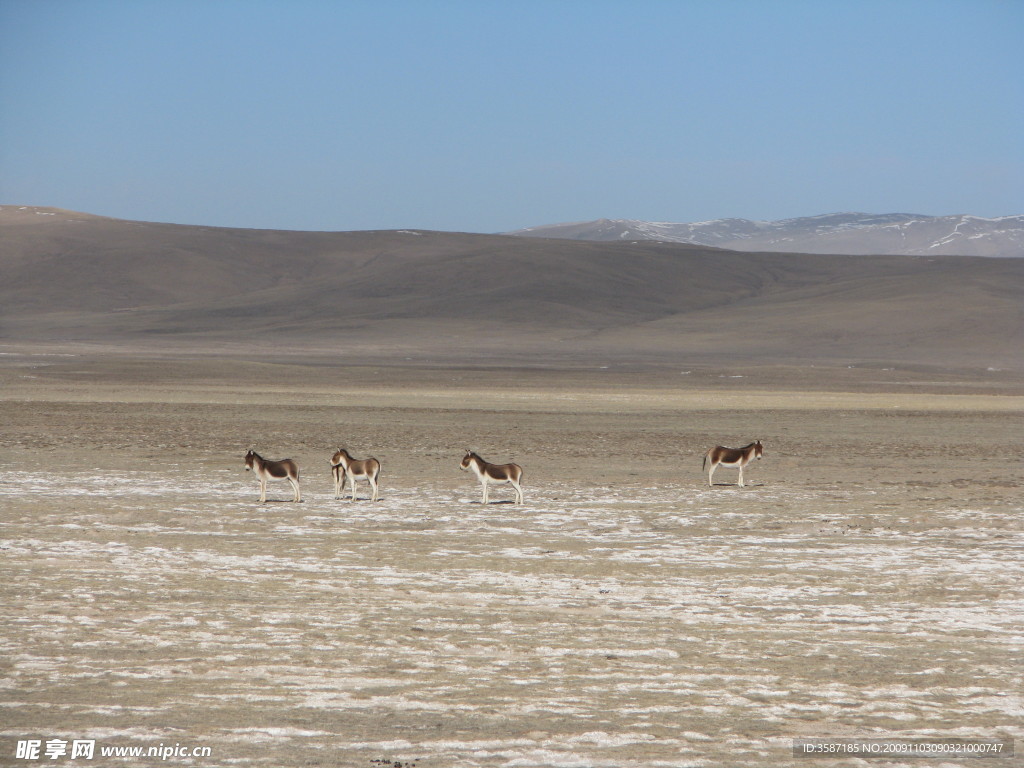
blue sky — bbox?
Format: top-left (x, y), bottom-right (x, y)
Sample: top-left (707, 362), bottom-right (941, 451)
top-left (1, 0), bottom-right (1021, 232)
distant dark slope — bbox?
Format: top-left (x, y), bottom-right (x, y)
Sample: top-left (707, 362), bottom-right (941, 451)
top-left (583, 261), bottom-right (1024, 369)
top-left (0, 206), bottom-right (377, 313)
top-left (0, 206), bottom-right (750, 328)
top-left (2, 207), bottom-right (1022, 369)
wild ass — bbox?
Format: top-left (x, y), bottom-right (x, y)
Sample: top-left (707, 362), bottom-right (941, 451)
top-left (460, 450), bottom-right (523, 505)
top-left (244, 449), bottom-right (301, 503)
top-left (330, 448), bottom-right (381, 501)
top-left (703, 440), bottom-right (763, 487)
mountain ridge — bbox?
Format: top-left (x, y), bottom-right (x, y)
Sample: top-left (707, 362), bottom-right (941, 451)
top-left (508, 212), bottom-right (1024, 258)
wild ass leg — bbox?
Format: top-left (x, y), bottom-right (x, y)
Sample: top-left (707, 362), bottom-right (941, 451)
top-left (738, 464), bottom-right (745, 487)
top-left (369, 475), bottom-right (379, 502)
top-left (258, 477), bottom-right (267, 503)
top-left (481, 479), bottom-right (489, 505)
top-left (289, 475), bottom-right (301, 502)
top-left (511, 479), bottom-right (523, 504)
top-left (707, 463), bottom-right (716, 487)
top-left (332, 466), bottom-right (343, 499)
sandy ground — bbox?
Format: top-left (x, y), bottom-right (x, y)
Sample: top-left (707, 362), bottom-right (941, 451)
top-left (1, 351), bottom-right (1022, 767)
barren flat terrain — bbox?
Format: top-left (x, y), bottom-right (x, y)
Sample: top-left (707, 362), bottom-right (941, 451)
top-left (1, 350), bottom-right (1021, 767)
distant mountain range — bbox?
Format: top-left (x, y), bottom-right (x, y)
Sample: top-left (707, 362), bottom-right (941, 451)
top-left (508, 213), bottom-right (1024, 257)
top-left (2, 205), bottom-right (1023, 371)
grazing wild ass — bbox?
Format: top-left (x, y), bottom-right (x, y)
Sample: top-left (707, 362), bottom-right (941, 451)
top-left (703, 440), bottom-right (763, 487)
top-left (330, 448), bottom-right (381, 501)
top-left (460, 450), bottom-right (524, 505)
top-left (244, 449), bottom-right (301, 503)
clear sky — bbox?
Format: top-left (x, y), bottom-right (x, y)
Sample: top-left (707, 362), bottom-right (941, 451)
top-left (1, 0), bottom-right (1021, 233)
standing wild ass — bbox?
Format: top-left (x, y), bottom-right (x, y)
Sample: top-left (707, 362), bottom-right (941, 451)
top-left (330, 448), bottom-right (381, 501)
top-left (245, 449), bottom-right (301, 502)
top-left (703, 440), bottom-right (763, 487)
top-left (460, 450), bottom-right (524, 504)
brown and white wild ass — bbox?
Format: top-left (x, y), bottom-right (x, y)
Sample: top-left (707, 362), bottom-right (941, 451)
top-left (244, 449), bottom-right (301, 503)
top-left (460, 450), bottom-right (524, 505)
top-left (703, 440), bottom-right (763, 487)
top-left (330, 448), bottom-right (381, 502)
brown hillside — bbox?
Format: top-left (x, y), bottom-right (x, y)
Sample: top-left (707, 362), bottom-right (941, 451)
top-left (2, 206), bottom-right (1022, 370)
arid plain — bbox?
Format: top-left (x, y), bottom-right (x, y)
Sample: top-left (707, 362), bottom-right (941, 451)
top-left (2, 349), bottom-right (1022, 768)
top-left (2, 208), bottom-right (1023, 766)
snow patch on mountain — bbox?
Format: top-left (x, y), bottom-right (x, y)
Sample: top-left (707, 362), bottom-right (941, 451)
top-left (508, 213), bottom-right (1024, 257)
